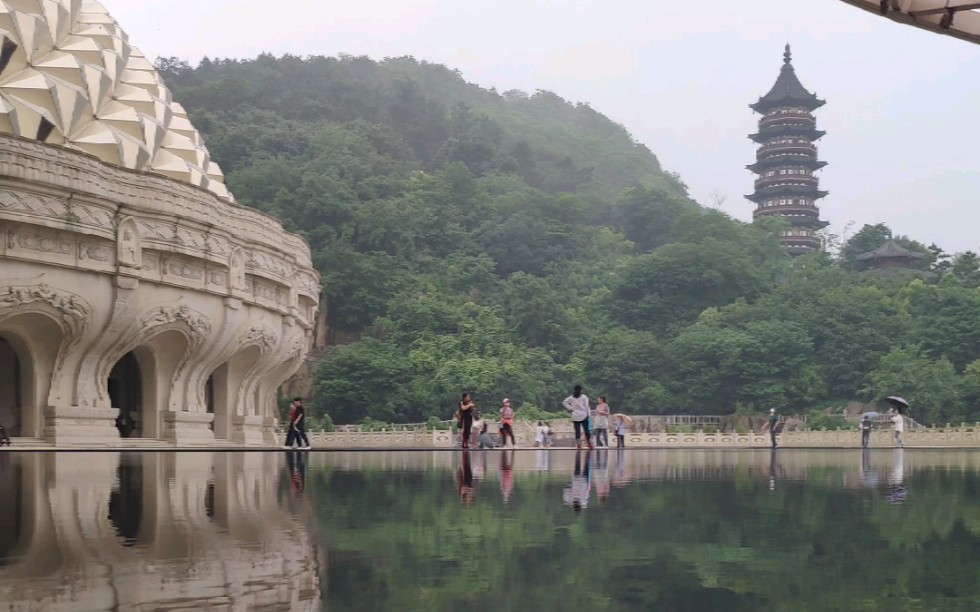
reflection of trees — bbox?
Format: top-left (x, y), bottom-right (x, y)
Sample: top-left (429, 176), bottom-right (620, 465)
top-left (310, 463), bottom-right (980, 610)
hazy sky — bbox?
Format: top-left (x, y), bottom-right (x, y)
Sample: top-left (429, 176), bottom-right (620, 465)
top-left (108, 0), bottom-right (980, 253)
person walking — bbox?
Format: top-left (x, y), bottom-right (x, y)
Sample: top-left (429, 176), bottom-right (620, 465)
top-left (283, 397), bottom-right (311, 449)
top-left (499, 398), bottom-right (516, 448)
top-left (891, 411), bottom-right (905, 448)
top-left (535, 421), bottom-right (547, 447)
top-left (860, 414), bottom-right (874, 448)
top-left (593, 396), bottom-right (610, 447)
top-left (458, 393), bottom-right (476, 448)
top-left (763, 408), bottom-right (780, 449)
top-left (562, 385), bottom-right (593, 450)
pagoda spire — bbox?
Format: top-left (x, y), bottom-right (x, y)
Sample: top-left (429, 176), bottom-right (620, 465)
top-left (746, 46), bottom-right (829, 256)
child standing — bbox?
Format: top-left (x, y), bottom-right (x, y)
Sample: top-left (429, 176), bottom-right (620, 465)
top-left (613, 414), bottom-right (632, 448)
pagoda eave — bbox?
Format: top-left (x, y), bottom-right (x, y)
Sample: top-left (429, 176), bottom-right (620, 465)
top-left (750, 97), bottom-right (825, 114)
top-left (746, 158), bottom-right (827, 173)
top-left (746, 188), bottom-right (829, 203)
top-left (749, 128), bottom-right (826, 143)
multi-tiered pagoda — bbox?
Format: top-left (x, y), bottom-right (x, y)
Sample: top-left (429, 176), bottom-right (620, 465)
top-left (747, 45), bottom-right (829, 255)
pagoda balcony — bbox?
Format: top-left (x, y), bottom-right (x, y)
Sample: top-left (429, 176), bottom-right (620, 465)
top-left (753, 175), bottom-right (819, 190)
top-left (756, 142), bottom-right (816, 157)
top-left (759, 114), bottom-right (816, 129)
top-left (782, 235), bottom-right (822, 250)
top-left (754, 205), bottom-right (820, 218)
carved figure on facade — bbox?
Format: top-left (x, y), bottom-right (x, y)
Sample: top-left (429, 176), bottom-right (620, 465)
top-left (142, 304), bottom-right (211, 350)
top-left (117, 217), bottom-right (142, 268)
top-left (241, 326), bottom-right (278, 355)
top-left (229, 248), bottom-right (246, 291)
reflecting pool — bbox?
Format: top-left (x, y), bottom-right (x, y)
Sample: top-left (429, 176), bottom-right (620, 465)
top-left (1, 449), bottom-right (979, 611)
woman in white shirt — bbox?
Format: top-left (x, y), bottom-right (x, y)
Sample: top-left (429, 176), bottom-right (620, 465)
top-left (562, 385), bottom-right (594, 450)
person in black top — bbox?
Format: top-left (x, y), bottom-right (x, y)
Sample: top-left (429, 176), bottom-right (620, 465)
top-left (284, 397), bottom-right (311, 449)
top-left (860, 415), bottom-right (873, 448)
top-left (0, 423), bottom-right (10, 446)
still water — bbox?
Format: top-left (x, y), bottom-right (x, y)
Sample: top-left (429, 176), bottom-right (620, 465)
top-left (1, 449), bottom-right (979, 611)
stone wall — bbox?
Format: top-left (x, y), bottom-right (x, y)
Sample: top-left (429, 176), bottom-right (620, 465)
top-left (0, 135), bottom-right (319, 445)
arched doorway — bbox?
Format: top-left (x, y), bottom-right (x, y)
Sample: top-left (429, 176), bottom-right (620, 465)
top-left (0, 336), bottom-right (22, 437)
top-left (108, 352), bottom-right (142, 438)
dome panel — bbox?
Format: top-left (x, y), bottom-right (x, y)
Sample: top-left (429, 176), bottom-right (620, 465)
top-left (0, 0), bottom-right (231, 199)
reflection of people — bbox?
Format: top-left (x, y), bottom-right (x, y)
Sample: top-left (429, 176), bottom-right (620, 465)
top-left (535, 447), bottom-right (550, 471)
top-left (457, 450), bottom-right (474, 505)
top-left (285, 449), bottom-right (306, 493)
top-left (614, 447), bottom-right (630, 486)
top-left (562, 385), bottom-right (593, 450)
top-left (859, 448), bottom-right (880, 488)
top-left (886, 448), bottom-right (906, 504)
top-left (499, 399), bottom-right (516, 448)
top-left (861, 415), bottom-right (873, 448)
top-left (593, 396), bottom-right (610, 447)
top-left (499, 450), bottom-right (515, 503)
top-left (768, 448), bottom-right (781, 491)
top-left (891, 412), bottom-right (904, 448)
top-left (594, 449), bottom-right (610, 503)
top-left (458, 393), bottom-right (476, 448)
top-left (562, 450), bottom-right (591, 510)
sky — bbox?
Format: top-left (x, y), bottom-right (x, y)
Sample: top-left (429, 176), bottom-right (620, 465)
top-left (107, 0), bottom-right (980, 253)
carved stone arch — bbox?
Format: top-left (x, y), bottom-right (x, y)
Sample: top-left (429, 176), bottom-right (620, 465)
top-left (97, 304), bottom-right (211, 405)
top-left (196, 325), bottom-right (278, 409)
top-left (0, 283), bottom-right (93, 382)
top-left (116, 216), bottom-right (142, 269)
top-left (228, 246), bottom-right (246, 292)
top-left (243, 330), bottom-right (307, 420)
top-left (204, 325), bottom-right (278, 440)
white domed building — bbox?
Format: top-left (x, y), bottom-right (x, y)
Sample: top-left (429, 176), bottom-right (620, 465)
top-left (0, 0), bottom-right (319, 445)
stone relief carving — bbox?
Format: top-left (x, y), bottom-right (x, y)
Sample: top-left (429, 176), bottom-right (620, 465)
top-left (142, 252), bottom-right (159, 271)
top-left (142, 305), bottom-right (211, 349)
top-left (117, 217), bottom-right (142, 268)
top-left (8, 228), bottom-right (75, 256)
top-left (0, 284), bottom-right (91, 338)
top-left (241, 326), bottom-right (278, 355)
top-left (208, 270), bottom-right (227, 286)
top-left (70, 202), bottom-right (115, 228)
top-left (253, 282), bottom-right (276, 301)
top-left (164, 258), bottom-right (204, 281)
top-left (0, 191), bottom-right (69, 218)
top-left (79, 242), bottom-right (112, 263)
top-left (229, 248), bottom-right (246, 291)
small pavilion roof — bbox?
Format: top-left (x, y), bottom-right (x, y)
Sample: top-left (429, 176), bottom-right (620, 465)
top-left (750, 45), bottom-right (825, 113)
top-left (855, 239), bottom-right (927, 261)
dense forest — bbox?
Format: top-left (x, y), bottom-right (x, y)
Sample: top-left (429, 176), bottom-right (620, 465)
top-left (160, 54), bottom-right (980, 427)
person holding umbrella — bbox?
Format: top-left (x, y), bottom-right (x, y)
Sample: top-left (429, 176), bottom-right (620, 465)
top-left (886, 396), bottom-right (909, 448)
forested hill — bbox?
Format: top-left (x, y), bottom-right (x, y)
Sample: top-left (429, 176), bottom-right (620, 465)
top-left (162, 54), bottom-right (980, 428)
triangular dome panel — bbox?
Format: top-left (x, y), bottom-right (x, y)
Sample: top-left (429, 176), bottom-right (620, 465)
top-left (0, 0), bottom-right (232, 201)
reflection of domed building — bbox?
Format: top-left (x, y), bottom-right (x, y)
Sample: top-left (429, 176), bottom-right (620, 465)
top-left (0, 452), bottom-right (321, 609)
top-left (0, 1), bottom-right (319, 445)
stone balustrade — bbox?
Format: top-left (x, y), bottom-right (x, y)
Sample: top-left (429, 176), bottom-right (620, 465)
top-left (302, 427), bottom-right (980, 449)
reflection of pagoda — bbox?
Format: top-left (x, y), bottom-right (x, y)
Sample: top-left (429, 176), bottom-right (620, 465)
top-left (747, 45), bottom-right (829, 255)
